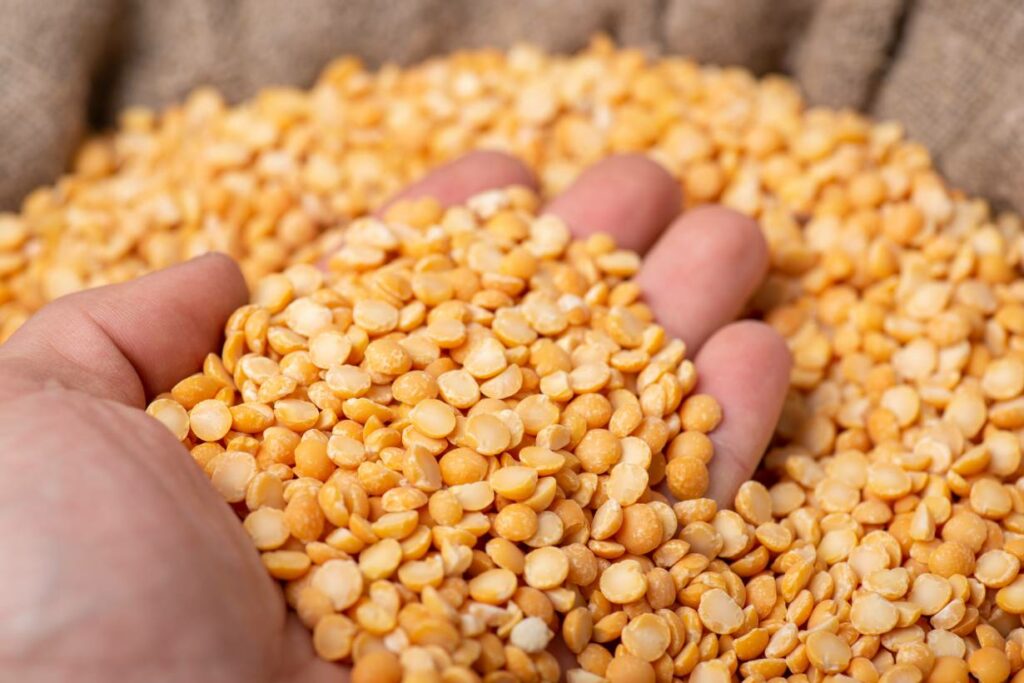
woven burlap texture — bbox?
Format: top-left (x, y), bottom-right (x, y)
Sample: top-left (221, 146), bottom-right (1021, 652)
top-left (1, 0), bottom-right (1022, 212)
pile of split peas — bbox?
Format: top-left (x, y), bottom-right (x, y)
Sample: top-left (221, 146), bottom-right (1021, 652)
top-left (7, 36), bottom-right (1024, 683)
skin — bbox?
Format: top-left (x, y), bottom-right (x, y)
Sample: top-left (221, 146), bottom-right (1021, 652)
top-left (0, 151), bottom-right (790, 681)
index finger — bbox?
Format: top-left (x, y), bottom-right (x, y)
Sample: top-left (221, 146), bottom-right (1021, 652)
top-left (544, 154), bottom-right (682, 252)
top-left (0, 254), bottom-right (248, 406)
top-left (379, 150), bottom-right (536, 212)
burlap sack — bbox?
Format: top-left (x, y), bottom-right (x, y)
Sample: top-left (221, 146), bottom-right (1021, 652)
top-left (1, 0), bottom-right (1021, 212)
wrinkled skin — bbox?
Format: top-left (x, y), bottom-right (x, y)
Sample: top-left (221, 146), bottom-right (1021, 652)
top-left (0, 152), bottom-right (790, 682)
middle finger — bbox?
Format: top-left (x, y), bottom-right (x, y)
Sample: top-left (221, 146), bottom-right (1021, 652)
top-left (637, 205), bottom-right (768, 352)
top-left (543, 155), bottom-right (769, 354)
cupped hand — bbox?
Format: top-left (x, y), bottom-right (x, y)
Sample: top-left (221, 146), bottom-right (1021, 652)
top-left (0, 152), bottom-right (789, 682)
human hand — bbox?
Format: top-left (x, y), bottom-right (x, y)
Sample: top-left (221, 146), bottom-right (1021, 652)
top-left (0, 152), bottom-right (789, 682)
top-left (387, 152), bottom-right (791, 503)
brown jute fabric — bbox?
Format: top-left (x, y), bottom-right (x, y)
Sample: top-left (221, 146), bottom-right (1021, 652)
top-left (1, 0), bottom-right (1022, 212)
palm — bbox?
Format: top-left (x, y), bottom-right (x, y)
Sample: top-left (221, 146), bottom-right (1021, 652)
top-left (0, 152), bottom-right (789, 682)
top-left (0, 280), bottom-right (337, 682)
top-left (0, 259), bottom-right (340, 682)
top-left (1, 394), bottom-right (265, 677)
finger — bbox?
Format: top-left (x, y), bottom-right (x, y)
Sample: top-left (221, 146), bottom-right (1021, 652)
top-left (0, 253), bottom-right (248, 406)
top-left (637, 206), bottom-right (768, 352)
top-left (544, 154), bottom-right (681, 252)
top-left (694, 321), bottom-right (791, 505)
top-left (380, 150), bottom-right (536, 212)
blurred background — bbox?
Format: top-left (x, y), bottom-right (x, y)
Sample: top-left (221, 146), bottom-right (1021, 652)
top-left (1, 0), bottom-right (1021, 212)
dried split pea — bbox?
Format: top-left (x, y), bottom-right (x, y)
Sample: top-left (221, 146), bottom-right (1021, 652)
top-left (469, 568), bottom-right (518, 605)
top-left (190, 399), bottom-right (233, 441)
top-left (313, 614), bottom-right (357, 661)
top-left (351, 648), bottom-right (402, 683)
top-left (967, 647), bottom-right (1010, 683)
top-left (599, 560), bottom-right (648, 604)
top-left (680, 394), bottom-right (722, 433)
top-left (524, 546), bottom-right (570, 590)
top-left (147, 398), bottom-right (190, 441)
top-left (605, 654), bottom-right (655, 683)
top-left (620, 613), bottom-right (671, 661)
top-left (666, 455), bottom-right (709, 500)
top-left (805, 630), bottom-right (852, 674)
top-left (697, 588), bottom-right (744, 635)
top-left (409, 398), bottom-right (457, 438)
top-left (494, 503), bottom-right (538, 542)
top-left (465, 413), bottom-right (511, 456)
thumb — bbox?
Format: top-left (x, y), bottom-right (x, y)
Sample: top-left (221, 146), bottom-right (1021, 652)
top-left (0, 254), bottom-right (248, 406)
